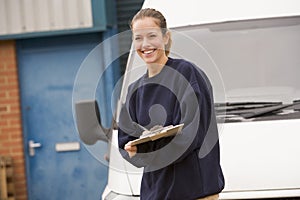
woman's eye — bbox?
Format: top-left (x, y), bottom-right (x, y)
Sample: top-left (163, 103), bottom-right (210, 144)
top-left (134, 37), bottom-right (141, 41)
top-left (150, 34), bottom-right (156, 38)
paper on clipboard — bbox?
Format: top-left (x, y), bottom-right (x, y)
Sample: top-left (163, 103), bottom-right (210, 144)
top-left (130, 123), bottom-right (184, 146)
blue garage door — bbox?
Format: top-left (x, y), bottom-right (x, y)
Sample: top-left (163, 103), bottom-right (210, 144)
top-left (17, 34), bottom-right (109, 200)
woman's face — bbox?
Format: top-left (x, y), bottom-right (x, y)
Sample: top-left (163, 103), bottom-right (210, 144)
top-left (132, 17), bottom-right (169, 65)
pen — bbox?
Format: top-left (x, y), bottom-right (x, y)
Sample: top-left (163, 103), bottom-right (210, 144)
top-left (132, 122), bottom-right (149, 132)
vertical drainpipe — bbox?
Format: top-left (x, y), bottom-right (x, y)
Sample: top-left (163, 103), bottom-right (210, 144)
top-left (97, 0), bottom-right (121, 128)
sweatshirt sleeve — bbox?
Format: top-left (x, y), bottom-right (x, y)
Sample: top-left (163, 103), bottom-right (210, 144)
top-left (118, 88), bottom-right (157, 168)
top-left (169, 80), bottom-right (213, 164)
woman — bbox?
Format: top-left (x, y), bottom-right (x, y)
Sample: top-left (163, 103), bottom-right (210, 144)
top-left (118, 8), bottom-right (224, 200)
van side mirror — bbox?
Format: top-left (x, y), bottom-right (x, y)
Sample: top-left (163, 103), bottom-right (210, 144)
top-left (75, 100), bottom-right (110, 145)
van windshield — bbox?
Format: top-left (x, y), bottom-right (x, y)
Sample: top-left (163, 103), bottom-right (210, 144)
top-left (120, 16), bottom-right (300, 122)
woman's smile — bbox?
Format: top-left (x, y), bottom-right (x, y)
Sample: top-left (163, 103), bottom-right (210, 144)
top-left (142, 49), bottom-right (156, 55)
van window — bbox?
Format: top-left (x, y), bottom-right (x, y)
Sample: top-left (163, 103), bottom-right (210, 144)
top-left (120, 16), bottom-right (300, 122)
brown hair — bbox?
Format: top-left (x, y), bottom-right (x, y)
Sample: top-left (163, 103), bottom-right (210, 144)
top-left (130, 8), bottom-right (172, 56)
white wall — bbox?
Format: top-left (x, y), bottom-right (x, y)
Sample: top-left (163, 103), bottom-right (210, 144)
top-left (0, 0), bottom-right (93, 35)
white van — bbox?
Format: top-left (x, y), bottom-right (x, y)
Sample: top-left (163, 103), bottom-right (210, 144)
top-left (75, 0), bottom-right (300, 199)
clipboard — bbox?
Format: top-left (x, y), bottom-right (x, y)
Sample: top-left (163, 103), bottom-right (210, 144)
top-left (129, 123), bottom-right (184, 146)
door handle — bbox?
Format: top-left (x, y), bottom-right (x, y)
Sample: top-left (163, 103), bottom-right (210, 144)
top-left (29, 140), bottom-right (42, 156)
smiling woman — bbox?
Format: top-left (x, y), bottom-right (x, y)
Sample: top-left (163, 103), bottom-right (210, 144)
top-left (118, 8), bottom-right (224, 200)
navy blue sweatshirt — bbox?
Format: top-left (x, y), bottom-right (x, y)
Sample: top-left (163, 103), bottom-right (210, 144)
top-left (118, 58), bottom-right (224, 200)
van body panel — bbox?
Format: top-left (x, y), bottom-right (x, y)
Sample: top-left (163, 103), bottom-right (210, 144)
top-left (143, 0), bottom-right (300, 28)
top-left (220, 119), bottom-right (300, 192)
top-left (101, 1), bottom-right (300, 199)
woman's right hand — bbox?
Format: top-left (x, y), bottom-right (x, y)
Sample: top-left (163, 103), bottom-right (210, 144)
top-left (125, 141), bottom-right (137, 158)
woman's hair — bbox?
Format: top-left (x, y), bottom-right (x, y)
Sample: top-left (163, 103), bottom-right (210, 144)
top-left (130, 8), bottom-right (172, 56)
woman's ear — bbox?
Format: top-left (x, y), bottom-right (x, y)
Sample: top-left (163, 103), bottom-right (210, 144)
top-left (164, 31), bottom-right (171, 45)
